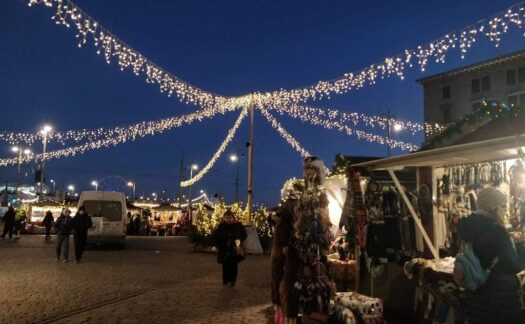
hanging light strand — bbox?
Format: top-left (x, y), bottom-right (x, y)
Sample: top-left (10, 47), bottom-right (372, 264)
top-left (180, 108), bottom-right (248, 188)
top-left (27, 1), bottom-right (525, 108)
top-left (254, 2), bottom-right (525, 106)
top-left (261, 103), bottom-right (419, 151)
top-left (258, 107), bottom-right (311, 158)
top-left (27, 0), bottom-right (248, 111)
top-left (0, 107), bottom-right (241, 167)
top-left (0, 104), bottom-right (242, 146)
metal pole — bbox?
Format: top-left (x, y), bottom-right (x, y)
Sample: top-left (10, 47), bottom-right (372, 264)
top-left (40, 132), bottom-right (48, 194)
top-left (189, 168), bottom-right (193, 224)
top-left (133, 182), bottom-right (136, 199)
top-left (246, 94), bottom-right (255, 224)
top-left (16, 149), bottom-right (22, 199)
top-left (387, 109), bottom-right (391, 157)
top-left (235, 150), bottom-right (239, 202)
top-left (179, 151), bottom-right (184, 202)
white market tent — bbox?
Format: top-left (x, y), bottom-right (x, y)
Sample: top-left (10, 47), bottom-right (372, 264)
top-left (352, 134), bottom-right (525, 259)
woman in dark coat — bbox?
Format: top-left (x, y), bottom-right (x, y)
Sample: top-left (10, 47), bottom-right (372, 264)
top-left (1, 206), bottom-right (15, 239)
top-left (457, 187), bottom-right (525, 324)
top-left (271, 199), bottom-right (298, 324)
top-left (42, 210), bottom-right (54, 240)
top-left (213, 209), bottom-right (247, 287)
top-left (72, 206), bottom-right (92, 263)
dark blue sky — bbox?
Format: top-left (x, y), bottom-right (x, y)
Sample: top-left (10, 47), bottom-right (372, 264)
top-left (0, 0), bottom-right (523, 205)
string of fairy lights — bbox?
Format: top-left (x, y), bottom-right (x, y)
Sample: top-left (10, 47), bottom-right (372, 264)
top-left (0, 107), bottom-right (239, 167)
top-left (0, 105), bottom-right (239, 146)
top-left (26, 0), bottom-right (525, 110)
top-left (180, 108), bottom-right (247, 187)
top-left (258, 107), bottom-right (311, 158)
top-left (8, 0), bottom-right (524, 186)
top-left (261, 103), bottom-right (420, 151)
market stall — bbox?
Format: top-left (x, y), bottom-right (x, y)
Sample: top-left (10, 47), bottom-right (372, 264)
top-left (350, 134), bottom-right (525, 322)
top-left (151, 204), bottom-right (184, 236)
top-left (28, 200), bottom-right (77, 234)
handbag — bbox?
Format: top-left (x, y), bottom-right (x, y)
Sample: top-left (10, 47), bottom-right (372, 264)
top-left (235, 246), bottom-right (246, 262)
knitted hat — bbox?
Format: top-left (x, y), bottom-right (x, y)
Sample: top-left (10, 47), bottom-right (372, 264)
top-left (476, 187), bottom-right (507, 213)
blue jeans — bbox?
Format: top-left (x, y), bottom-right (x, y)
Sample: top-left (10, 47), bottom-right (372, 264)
top-left (56, 234), bottom-right (70, 260)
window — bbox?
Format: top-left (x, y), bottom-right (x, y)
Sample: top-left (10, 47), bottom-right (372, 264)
top-left (472, 79), bottom-right (480, 93)
top-left (472, 102), bottom-right (482, 112)
top-left (507, 70), bottom-right (517, 85)
top-left (443, 106), bottom-right (451, 123)
top-left (83, 200), bottom-right (123, 221)
top-left (507, 91), bottom-right (525, 107)
top-left (442, 86), bottom-right (451, 99)
top-left (519, 67), bottom-right (525, 83)
top-left (481, 76), bottom-right (491, 91)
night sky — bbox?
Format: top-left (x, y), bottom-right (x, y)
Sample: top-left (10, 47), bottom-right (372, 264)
top-left (0, 0), bottom-right (523, 206)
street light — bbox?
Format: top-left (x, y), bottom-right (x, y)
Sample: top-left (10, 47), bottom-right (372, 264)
top-left (91, 181), bottom-right (98, 191)
top-left (39, 124), bottom-right (52, 194)
top-left (152, 192), bottom-right (157, 201)
top-left (127, 181), bottom-right (136, 199)
top-left (188, 164), bottom-right (198, 224)
top-left (386, 111), bottom-right (403, 157)
top-left (67, 185), bottom-right (75, 196)
top-left (11, 146), bottom-right (31, 199)
top-left (49, 179), bottom-right (56, 193)
top-left (230, 152), bottom-right (241, 202)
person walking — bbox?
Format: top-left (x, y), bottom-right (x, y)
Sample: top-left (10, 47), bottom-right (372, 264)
top-left (457, 187), bottom-right (525, 323)
top-left (1, 206), bottom-right (15, 239)
top-left (55, 209), bottom-right (73, 262)
top-left (72, 206), bottom-right (92, 263)
top-left (42, 210), bottom-right (54, 240)
top-left (212, 209), bottom-right (247, 287)
top-left (13, 209), bottom-right (27, 239)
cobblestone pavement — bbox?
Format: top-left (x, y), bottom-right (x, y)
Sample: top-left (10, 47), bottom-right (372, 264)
top-left (0, 235), bottom-right (272, 324)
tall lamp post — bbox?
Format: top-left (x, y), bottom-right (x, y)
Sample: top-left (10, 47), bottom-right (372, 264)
top-left (49, 179), bottom-right (56, 194)
top-left (91, 181), bottom-right (98, 191)
top-left (127, 181), bottom-right (136, 199)
top-left (11, 146), bottom-right (31, 199)
top-left (67, 185), bottom-right (75, 196)
top-left (39, 125), bottom-right (52, 195)
top-left (230, 153), bottom-right (240, 202)
top-left (188, 164), bottom-right (198, 224)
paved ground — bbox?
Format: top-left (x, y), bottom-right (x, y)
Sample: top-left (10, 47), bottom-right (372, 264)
top-left (0, 235), bottom-right (272, 324)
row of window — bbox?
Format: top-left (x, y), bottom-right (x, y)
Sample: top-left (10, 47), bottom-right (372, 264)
top-left (441, 67), bottom-right (525, 99)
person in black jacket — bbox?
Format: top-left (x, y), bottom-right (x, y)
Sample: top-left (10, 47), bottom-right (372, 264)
top-left (1, 206), bottom-right (15, 239)
top-left (212, 209), bottom-right (247, 287)
top-left (42, 210), bottom-right (54, 240)
top-left (457, 187), bottom-right (525, 324)
top-left (55, 208), bottom-right (73, 262)
top-left (72, 206), bottom-right (92, 263)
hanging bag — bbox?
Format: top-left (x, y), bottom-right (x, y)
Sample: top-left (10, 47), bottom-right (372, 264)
top-left (453, 240), bottom-right (498, 291)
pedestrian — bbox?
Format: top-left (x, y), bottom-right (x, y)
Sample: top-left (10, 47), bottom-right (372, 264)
top-left (456, 187), bottom-right (525, 323)
top-left (1, 206), bottom-right (15, 239)
top-left (72, 206), bottom-right (92, 263)
top-left (212, 209), bottom-right (247, 287)
top-left (133, 214), bottom-right (141, 235)
top-left (42, 210), bottom-right (54, 240)
top-left (55, 208), bottom-right (73, 262)
top-left (13, 209), bottom-right (27, 239)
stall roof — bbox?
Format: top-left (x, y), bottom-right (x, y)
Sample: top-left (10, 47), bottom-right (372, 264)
top-left (353, 135), bottom-right (525, 170)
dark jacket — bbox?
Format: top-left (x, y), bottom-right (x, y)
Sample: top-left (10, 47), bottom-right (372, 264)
top-left (213, 221), bottom-right (247, 264)
top-left (73, 212), bottom-right (92, 236)
top-left (457, 213), bottom-right (525, 323)
top-left (2, 209), bottom-right (15, 224)
top-left (42, 212), bottom-right (54, 228)
top-left (55, 214), bottom-right (73, 236)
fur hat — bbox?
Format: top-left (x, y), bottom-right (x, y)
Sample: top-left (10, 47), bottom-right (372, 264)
top-left (476, 187), bottom-right (507, 213)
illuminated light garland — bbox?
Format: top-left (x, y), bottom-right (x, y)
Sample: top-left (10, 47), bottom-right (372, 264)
top-left (180, 108), bottom-right (248, 188)
top-left (0, 104), bottom-right (242, 146)
top-left (27, 0), bottom-right (249, 111)
top-left (262, 103), bottom-right (419, 151)
top-left (258, 107), bottom-right (311, 158)
top-left (264, 103), bottom-right (444, 135)
top-left (0, 107), bottom-right (241, 167)
top-left (27, 0), bottom-right (525, 109)
top-left (254, 2), bottom-right (525, 106)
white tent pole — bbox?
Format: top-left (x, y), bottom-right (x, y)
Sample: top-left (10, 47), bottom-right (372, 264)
top-left (387, 169), bottom-right (440, 260)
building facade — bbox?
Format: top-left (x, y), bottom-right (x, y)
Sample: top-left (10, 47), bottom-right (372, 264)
top-left (418, 50), bottom-right (525, 131)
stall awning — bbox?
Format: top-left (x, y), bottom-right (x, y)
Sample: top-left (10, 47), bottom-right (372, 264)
top-left (353, 135), bottom-right (525, 170)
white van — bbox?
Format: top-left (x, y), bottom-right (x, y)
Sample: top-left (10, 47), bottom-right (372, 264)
top-left (78, 191), bottom-right (126, 248)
